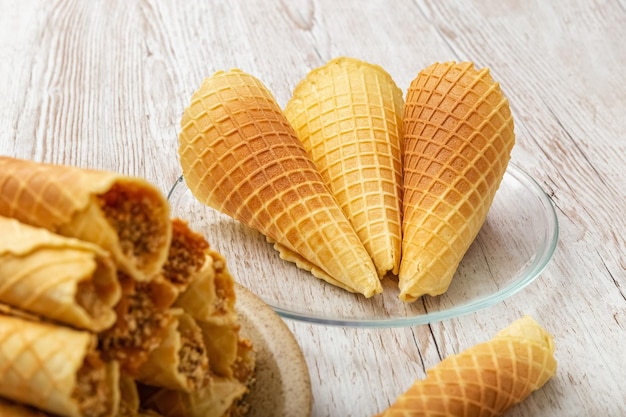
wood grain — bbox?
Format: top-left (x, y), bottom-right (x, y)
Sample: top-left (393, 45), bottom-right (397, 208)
top-left (0, 0), bottom-right (624, 416)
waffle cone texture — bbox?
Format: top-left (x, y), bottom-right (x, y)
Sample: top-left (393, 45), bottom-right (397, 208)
top-left (376, 316), bottom-right (557, 417)
top-left (178, 69), bottom-right (381, 297)
top-left (399, 62), bottom-right (515, 301)
top-left (284, 57), bottom-right (404, 277)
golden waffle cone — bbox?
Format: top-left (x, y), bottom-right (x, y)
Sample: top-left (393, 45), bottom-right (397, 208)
top-left (284, 57), bottom-right (404, 277)
top-left (0, 216), bottom-right (121, 332)
top-left (0, 156), bottom-right (172, 281)
top-left (0, 314), bottom-right (120, 417)
top-left (376, 316), bottom-right (557, 417)
top-left (178, 69), bottom-right (381, 297)
top-left (399, 62), bottom-right (515, 301)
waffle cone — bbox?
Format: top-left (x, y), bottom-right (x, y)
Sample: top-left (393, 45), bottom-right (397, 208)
top-left (399, 62), bottom-right (515, 301)
top-left (0, 314), bottom-right (120, 417)
top-left (0, 156), bottom-right (172, 281)
top-left (284, 57), bottom-right (404, 277)
top-left (178, 69), bottom-right (381, 297)
top-left (376, 316), bottom-right (557, 417)
top-left (0, 216), bottom-right (120, 331)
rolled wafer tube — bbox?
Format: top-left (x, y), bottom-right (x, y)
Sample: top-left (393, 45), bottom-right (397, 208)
top-left (285, 56), bottom-right (404, 277)
top-left (399, 62), bottom-right (515, 301)
top-left (99, 273), bottom-right (177, 375)
top-left (136, 310), bottom-right (209, 392)
top-left (0, 156), bottom-right (172, 282)
top-left (0, 215), bottom-right (120, 331)
top-left (175, 247), bottom-right (243, 379)
top-left (178, 69), bottom-right (381, 297)
top-left (196, 319), bottom-right (239, 378)
top-left (163, 219), bottom-right (236, 322)
top-left (138, 376), bottom-right (248, 417)
top-left (161, 218), bottom-right (211, 295)
top-left (175, 246), bottom-right (236, 323)
top-left (375, 316), bottom-right (556, 417)
top-left (0, 314), bottom-right (120, 417)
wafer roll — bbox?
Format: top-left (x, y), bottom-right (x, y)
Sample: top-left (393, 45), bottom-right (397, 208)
top-left (161, 219), bottom-right (210, 295)
top-left (0, 156), bottom-right (172, 281)
top-left (136, 311), bottom-right (209, 392)
top-left (0, 314), bottom-right (120, 417)
top-left (400, 62), bottom-right (515, 301)
top-left (176, 247), bottom-right (242, 379)
top-left (99, 273), bottom-right (177, 375)
top-left (376, 316), bottom-right (556, 417)
top-left (285, 57), bottom-right (404, 277)
top-left (0, 216), bottom-right (120, 331)
top-left (164, 219), bottom-right (236, 322)
top-left (175, 247), bottom-right (236, 323)
top-left (139, 376), bottom-right (248, 417)
top-left (196, 319), bottom-right (239, 378)
top-left (178, 69), bottom-right (381, 297)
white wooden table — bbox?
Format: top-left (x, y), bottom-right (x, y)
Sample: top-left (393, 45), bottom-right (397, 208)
top-left (1, 1), bottom-right (625, 415)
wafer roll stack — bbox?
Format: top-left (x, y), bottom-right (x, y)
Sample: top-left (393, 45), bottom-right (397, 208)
top-left (285, 57), bottom-right (404, 277)
top-left (0, 216), bottom-right (120, 331)
top-left (376, 316), bottom-right (556, 417)
top-left (178, 69), bottom-right (381, 297)
top-left (0, 314), bottom-right (120, 417)
top-left (0, 156), bottom-right (172, 281)
top-left (399, 62), bottom-right (515, 301)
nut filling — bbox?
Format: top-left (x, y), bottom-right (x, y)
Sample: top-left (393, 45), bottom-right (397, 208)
top-left (178, 325), bottom-right (209, 390)
top-left (98, 182), bottom-right (167, 269)
top-left (99, 274), bottom-right (171, 374)
top-left (73, 347), bottom-right (111, 417)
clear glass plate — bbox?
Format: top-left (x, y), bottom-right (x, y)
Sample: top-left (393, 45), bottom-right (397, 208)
top-left (167, 163), bottom-right (558, 327)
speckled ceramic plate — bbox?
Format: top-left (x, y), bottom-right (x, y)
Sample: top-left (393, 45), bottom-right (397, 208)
top-left (235, 283), bottom-right (312, 417)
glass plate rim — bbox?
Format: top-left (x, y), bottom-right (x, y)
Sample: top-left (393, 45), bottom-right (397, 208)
top-left (167, 162), bottom-right (559, 328)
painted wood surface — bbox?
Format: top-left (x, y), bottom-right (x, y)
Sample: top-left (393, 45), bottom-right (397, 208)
top-left (0, 0), bottom-right (624, 415)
